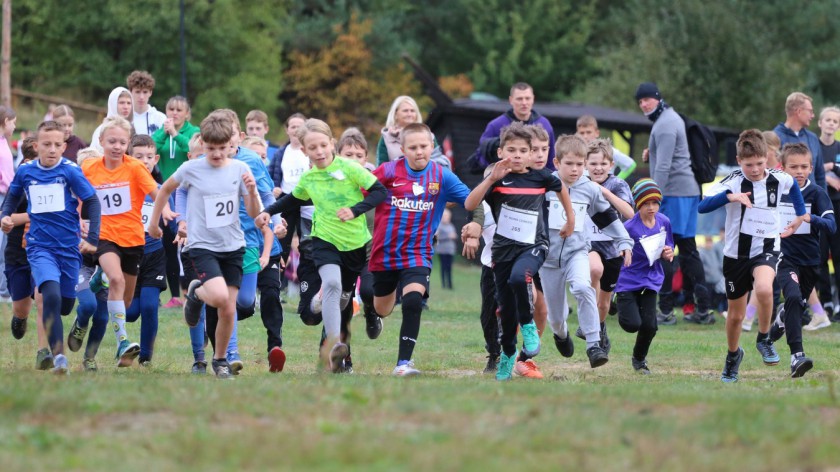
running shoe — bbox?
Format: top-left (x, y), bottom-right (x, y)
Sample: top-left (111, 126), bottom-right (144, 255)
top-left (393, 360), bottom-right (421, 377)
top-left (495, 351), bottom-right (517, 381)
top-left (212, 359), bottom-right (234, 380)
top-left (513, 359), bottom-right (544, 379)
top-left (35, 348), bottom-right (53, 371)
top-left (52, 354), bottom-right (69, 375)
top-left (803, 313), bottom-right (831, 331)
top-left (67, 318), bottom-right (88, 352)
top-left (227, 351), bottom-right (243, 375)
top-left (83, 358), bottom-right (98, 372)
top-left (632, 357), bottom-right (651, 375)
top-left (520, 321), bottom-right (540, 357)
top-left (721, 347), bottom-right (744, 383)
top-left (115, 340), bottom-right (141, 367)
top-left (684, 310), bottom-right (716, 325)
top-left (790, 352), bottom-right (813, 378)
top-left (11, 316), bottom-right (26, 340)
top-left (191, 360), bottom-right (207, 375)
top-left (329, 342), bottom-right (349, 373)
top-left (483, 354), bottom-right (500, 374)
top-left (600, 324), bottom-right (611, 355)
top-left (656, 311), bottom-right (677, 326)
top-left (163, 298), bottom-right (184, 309)
top-left (364, 305), bottom-right (383, 340)
top-left (756, 338), bottom-right (780, 366)
top-left (553, 333), bottom-right (574, 358)
top-left (183, 280), bottom-right (204, 327)
top-left (268, 346), bottom-right (286, 373)
top-left (586, 345), bottom-right (609, 368)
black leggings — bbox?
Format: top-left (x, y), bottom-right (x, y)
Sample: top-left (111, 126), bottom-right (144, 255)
top-left (479, 265), bottom-right (500, 356)
top-left (617, 289), bottom-right (658, 361)
top-left (777, 260), bottom-right (818, 354)
top-left (493, 248), bottom-right (545, 356)
top-left (162, 224), bottom-right (182, 298)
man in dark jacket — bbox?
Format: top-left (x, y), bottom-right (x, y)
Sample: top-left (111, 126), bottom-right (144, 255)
top-left (774, 92), bottom-right (826, 189)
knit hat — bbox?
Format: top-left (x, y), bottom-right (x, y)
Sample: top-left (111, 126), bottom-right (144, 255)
top-left (632, 178), bottom-right (662, 209)
top-left (634, 82), bottom-right (661, 101)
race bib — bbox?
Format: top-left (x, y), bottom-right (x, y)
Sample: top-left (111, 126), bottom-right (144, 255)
top-left (141, 201), bottom-right (155, 226)
top-left (29, 183), bottom-right (64, 214)
top-left (204, 193), bottom-right (238, 229)
top-left (548, 200), bottom-right (586, 232)
top-left (741, 206), bottom-right (779, 238)
top-left (639, 231), bottom-right (666, 266)
top-left (585, 214), bottom-right (612, 242)
top-left (496, 204), bottom-right (538, 244)
top-left (96, 185), bottom-right (131, 216)
top-left (777, 202), bottom-right (810, 235)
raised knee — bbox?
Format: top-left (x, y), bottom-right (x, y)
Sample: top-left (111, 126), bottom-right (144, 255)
top-left (402, 291), bottom-right (424, 314)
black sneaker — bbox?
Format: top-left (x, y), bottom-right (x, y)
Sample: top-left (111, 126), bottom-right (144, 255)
top-left (364, 305), bottom-right (383, 340)
top-left (483, 354), bottom-right (500, 374)
top-left (11, 316), bottom-right (27, 340)
top-left (790, 353), bottom-right (813, 378)
top-left (191, 360), bottom-right (207, 375)
top-left (574, 326), bottom-right (585, 340)
top-left (684, 310), bottom-right (716, 325)
top-left (600, 325), bottom-right (611, 355)
top-left (183, 280), bottom-right (205, 328)
top-left (212, 358), bottom-right (235, 380)
top-left (769, 319), bottom-right (786, 344)
top-left (553, 333), bottom-right (574, 358)
top-left (67, 318), bottom-right (88, 352)
top-left (35, 348), bottom-right (53, 370)
top-left (586, 345), bottom-right (609, 368)
top-left (632, 357), bottom-right (651, 375)
top-left (656, 311), bottom-right (677, 326)
top-left (721, 347), bottom-right (745, 383)
top-left (756, 338), bottom-right (780, 366)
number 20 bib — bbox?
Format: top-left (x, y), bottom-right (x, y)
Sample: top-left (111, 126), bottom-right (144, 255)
top-left (204, 193), bottom-right (238, 229)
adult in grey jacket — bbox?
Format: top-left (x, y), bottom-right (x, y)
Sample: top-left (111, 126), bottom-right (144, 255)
top-left (636, 82), bottom-right (712, 325)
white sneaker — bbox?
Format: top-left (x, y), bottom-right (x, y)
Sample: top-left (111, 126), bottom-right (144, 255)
top-left (741, 312), bottom-right (755, 332)
top-left (392, 361), bottom-right (421, 377)
top-left (803, 313), bottom-right (831, 331)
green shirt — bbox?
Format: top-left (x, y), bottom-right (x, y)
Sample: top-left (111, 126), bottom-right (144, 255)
top-left (293, 156), bottom-right (377, 251)
top-left (152, 121), bottom-right (200, 181)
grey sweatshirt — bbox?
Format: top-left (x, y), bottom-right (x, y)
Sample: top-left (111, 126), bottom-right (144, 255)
top-left (543, 175), bottom-right (633, 269)
top-left (649, 107), bottom-right (699, 197)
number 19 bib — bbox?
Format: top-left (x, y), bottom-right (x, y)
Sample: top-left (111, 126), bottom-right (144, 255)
top-left (204, 193), bottom-right (238, 229)
top-left (96, 185), bottom-right (131, 216)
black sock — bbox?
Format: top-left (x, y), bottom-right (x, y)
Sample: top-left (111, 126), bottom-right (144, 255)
top-left (756, 331), bottom-right (769, 343)
top-left (397, 292), bottom-right (423, 362)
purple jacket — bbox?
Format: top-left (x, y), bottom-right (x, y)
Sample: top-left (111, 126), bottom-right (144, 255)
top-left (475, 108), bottom-right (556, 170)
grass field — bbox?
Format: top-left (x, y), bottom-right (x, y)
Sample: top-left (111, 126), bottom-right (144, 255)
top-left (1, 261), bottom-right (839, 472)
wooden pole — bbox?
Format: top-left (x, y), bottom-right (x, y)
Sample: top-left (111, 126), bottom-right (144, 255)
top-left (1, 0), bottom-right (10, 108)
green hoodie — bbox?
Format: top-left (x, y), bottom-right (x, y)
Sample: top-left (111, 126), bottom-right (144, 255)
top-left (152, 121), bottom-right (200, 180)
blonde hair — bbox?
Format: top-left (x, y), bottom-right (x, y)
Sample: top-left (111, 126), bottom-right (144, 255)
top-left (166, 96), bottom-right (192, 120)
top-left (586, 138), bottom-right (614, 162)
top-left (75, 147), bottom-right (101, 166)
top-left (53, 104), bottom-right (75, 119)
top-left (296, 118), bottom-right (334, 147)
top-left (576, 115), bottom-right (598, 129)
top-left (99, 116), bottom-right (133, 140)
top-left (761, 130), bottom-right (780, 152)
top-left (399, 123), bottom-right (433, 146)
top-left (555, 134), bottom-right (587, 159)
top-left (241, 136), bottom-right (267, 148)
top-left (211, 108), bottom-right (241, 133)
top-left (784, 92), bottom-right (813, 116)
top-left (245, 110), bottom-right (269, 126)
top-left (385, 96), bottom-right (422, 129)
top-left (188, 134), bottom-right (203, 155)
top-left (527, 124), bottom-right (549, 142)
top-left (819, 106), bottom-right (840, 121)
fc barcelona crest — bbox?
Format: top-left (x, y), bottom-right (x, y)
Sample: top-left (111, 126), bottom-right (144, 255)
top-left (427, 182), bottom-right (440, 195)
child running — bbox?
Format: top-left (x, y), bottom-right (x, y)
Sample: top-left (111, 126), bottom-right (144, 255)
top-left (614, 179), bottom-right (674, 374)
top-left (1, 121), bottom-right (101, 374)
top-left (465, 122), bottom-right (575, 381)
top-left (256, 119), bottom-right (387, 373)
top-left (699, 129), bottom-right (806, 383)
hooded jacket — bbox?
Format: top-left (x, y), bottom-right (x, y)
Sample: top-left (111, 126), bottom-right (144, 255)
top-left (773, 123), bottom-right (826, 189)
top-left (90, 87), bottom-right (134, 153)
top-left (474, 109), bottom-right (556, 170)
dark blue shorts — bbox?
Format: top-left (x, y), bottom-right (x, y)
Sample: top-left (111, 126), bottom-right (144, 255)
top-left (4, 263), bottom-right (34, 301)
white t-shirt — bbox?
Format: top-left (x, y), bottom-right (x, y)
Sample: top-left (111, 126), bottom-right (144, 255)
top-left (133, 106), bottom-right (168, 136)
top-left (279, 146), bottom-right (310, 194)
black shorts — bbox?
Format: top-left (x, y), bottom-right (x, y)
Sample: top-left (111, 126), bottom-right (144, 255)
top-left (4, 263), bottom-right (34, 301)
top-left (182, 247), bottom-right (245, 288)
top-left (134, 247), bottom-right (167, 297)
top-left (599, 254), bottom-right (623, 293)
top-left (96, 240), bottom-right (144, 276)
top-left (310, 238), bottom-right (368, 275)
top-left (723, 252), bottom-right (780, 300)
top-left (372, 266), bottom-right (431, 297)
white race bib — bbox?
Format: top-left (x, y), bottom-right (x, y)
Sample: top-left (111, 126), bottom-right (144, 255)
top-left (548, 200), bottom-right (586, 232)
top-left (496, 204), bottom-right (538, 244)
top-left (741, 206), bottom-right (779, 238)
top-left (204, 193), bottom-right (238, 229)
top-left (28, 183), bottom-right (64, 214)
top-left (96, 185), bottom-right (131, 216)
top-left (639, 231), bottom-right (666, 266)
top-left (141, 201), bottom-right (155, 226)
top-left (778, 202), bottom-right (810, 235)
top-left (585, 214), bottom-right (612, 242)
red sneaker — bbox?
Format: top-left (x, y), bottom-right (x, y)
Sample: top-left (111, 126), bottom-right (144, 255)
top-left (163, 298), bottom-right (184, 309)
top-left (513, 359), bottom-right (544, 379)
top-left (683, 303), bottom-right (695, 316)
top-left (268, 346), bottom-right (286, 373)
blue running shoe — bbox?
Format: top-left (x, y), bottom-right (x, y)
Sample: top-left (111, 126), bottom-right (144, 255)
top-left (496, 351), bottom-right (517, 381)
top-left (89, 266), bottom-right (109, 293)
top-left (520, 321), bottom-right (540, 357)
top-left (756, 338), bottom-right (780, 366)
top-left (721, 347), bottom-right (744, 383)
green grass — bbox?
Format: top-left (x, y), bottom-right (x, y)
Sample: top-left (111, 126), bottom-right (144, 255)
top-left (1, 261), bottom-right (840, 471)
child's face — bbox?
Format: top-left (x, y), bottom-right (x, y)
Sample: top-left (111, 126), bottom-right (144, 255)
top-left (576, 125), bottom-right (599, 143)
top-left (302, 131), bottom-right (335, 169)
top-left (55, 115), bottom-right (74, 140)
top-left (338, 143), bottom-right (368, 167)
top-left (229, 125), bottom-right (244, 156)
top-left (131, 88), bottom-right (152, 110)
top-left (819, 111), bottom-right (840, 137)
top-left (586, 151), bottom-right (612, 184)
top-left (737, 154), bottom-right (768, 182)
top-left (640, 199), bottom-right (660, 219)
top-left (100, 127), bottom-right (130, 161)
top-left (132, 145), bottom-right (160, 173)
top-left (166, 103), bottom-right (188, 128)
top-left (402, 131), bottom-right (433, 171)
top-left (783, 152), bottom-right (812, 188)
top-left (35, 129), bottom-right (66, 167)
top-left (530, 138), bottom-right (550, 170)
top-left (395, 102), bottom-right (418, 129)
top-left (555, 153), bottom-right (586, 185)
top-left (2, 116), bottom-right (16, 135)
top-left (244, 142), bottom-right (267, 162)
top-left (287, 118), bottom-right (305, 146)
top-left (498, 138), bottom-right (531, 173)
top-left (117, 95), bottom-right (133, 119)
top-left (246, 120), bottom-right (268, 139)
top-left (204, 141), bottom-right (230, 167)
